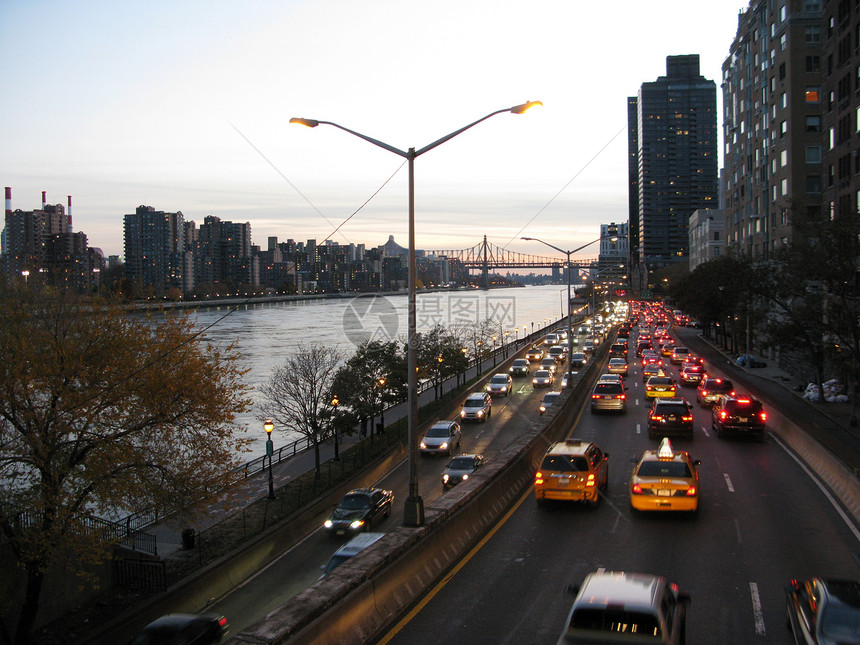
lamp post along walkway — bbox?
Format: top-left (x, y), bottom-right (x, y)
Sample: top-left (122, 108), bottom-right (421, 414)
top-left (291, 101), bottom-right (541, 526)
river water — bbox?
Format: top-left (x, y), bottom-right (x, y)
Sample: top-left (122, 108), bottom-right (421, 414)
top-left (188, 284), bottom-right (580, 453)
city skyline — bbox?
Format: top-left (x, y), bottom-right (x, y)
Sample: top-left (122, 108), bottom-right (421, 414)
top-left (1, 0), bottom-right (743, 258)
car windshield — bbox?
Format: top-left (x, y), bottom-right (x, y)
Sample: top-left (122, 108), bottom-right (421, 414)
top-left (490, 376), bottom-right (508, 384)
top-left (570, 609), bottom-right (660, 636)
top-left (541, 455), bottom-right (589, 472)
top-left (426, 425), bottom-right (452, 436)
top-left (464, 399), bottom-right (484, 408)
top-left (338, 494), bottom-right (371, 510)
top-left (535, 370), bottom-right (550, 377)
top-left (447, 457), bottom-right (475, 470)
top-left (513, 360), bottom-right (528, 366)
top-left (594, 384), bottom-right (621, 394)
top-left (637, 461), bottom-right (692, 478)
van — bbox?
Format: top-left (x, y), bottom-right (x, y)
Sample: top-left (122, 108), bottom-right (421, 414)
top-left (534, 439), bottom-right (609, 508)
top-left (321, 532), bottom-right (386, 577)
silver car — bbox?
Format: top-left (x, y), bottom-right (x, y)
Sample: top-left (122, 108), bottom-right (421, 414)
top-left (486, 373), bottom-right (513, 397)
top-left (419, 421), bottom-right (461, 455)
top-left (460, 392), bottom-right (492, 422)
top-left (533, 369), bottom-right (554, 388)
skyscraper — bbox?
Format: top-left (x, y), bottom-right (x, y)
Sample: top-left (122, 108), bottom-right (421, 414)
top-left (123, 205), bottom-right (185, 294)
top-left (628, 55), bottom-right (718, 291)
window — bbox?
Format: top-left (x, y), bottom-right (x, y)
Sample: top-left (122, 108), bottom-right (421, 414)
top-left (803, 0), bottom-right (821, 11)
top-left (780, 92), bottom-right (787, 108)
top-left (807, 175), bottom-right (822, 193)
top-left (806, 146), bottom-right (822, 163)
top-left (806, 115), bottom-right (822, 132)
top-left (781, 149), bottom-right (789, 166)
top-left (780, 33), bottom-right (787, 51)
top-left (781, 178), bottom-right (788, 195)
top-left (779, 4), bottom-right (787, 21)
top-left (806, 26), bottom-right (822, 43)
top-left (806, 87), bottom-right (820, 103)
top-left (780, 120), bottom-right (788, 138)
top-left (806, 56), bottom-right (820, 72)
top-left (779, 63), bottom-right (786, 80)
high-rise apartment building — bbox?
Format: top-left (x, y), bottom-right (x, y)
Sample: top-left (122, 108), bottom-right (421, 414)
top-left (628, 55), bottom-right (719, 290)
top-left (722, 0), bottom-right (824, 258)
top-left (194, 215), bottom-right (254, 287)
top-left (123, 205), bottom-right (185, 294)
top-left (3, 200), bottom-right (71, 278)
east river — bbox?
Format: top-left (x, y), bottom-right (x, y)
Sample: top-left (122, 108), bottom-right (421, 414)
top-left (186, 284), bottom-right (586, 454)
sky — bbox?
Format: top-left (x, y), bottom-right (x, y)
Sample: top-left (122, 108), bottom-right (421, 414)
top-left (0, 0), bottom-right (745, 259)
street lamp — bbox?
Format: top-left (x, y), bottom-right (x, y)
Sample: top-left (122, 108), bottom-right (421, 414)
top-left (263, 419), bottom-right (275, 499)
top-left (522, 223), bottom-right (618, 388)
top-left (377, 378), bottom-right (386, 431)
top-left (291, 100), bottom-right (541, 526)
top-left (330, 396), bottom-right (340, 461)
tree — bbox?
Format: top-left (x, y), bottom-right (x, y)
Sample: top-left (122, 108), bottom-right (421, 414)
top-left (257, 344), bottom-right (342, 478)
top-left (0, 286), bottom-right (252, 645)
top-left (330, 341), bottom-right (406, 438)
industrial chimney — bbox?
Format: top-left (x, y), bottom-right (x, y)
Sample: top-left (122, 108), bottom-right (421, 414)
top-left (41, 191), bottom-right (46, 209)
top-left (67, 195), bottom-right (72, 229)
top-left (5, 187), bottom-right (11, 219)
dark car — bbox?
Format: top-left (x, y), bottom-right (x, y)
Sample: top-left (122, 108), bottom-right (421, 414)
top-left (697, 376), bottom-right (734, 407)
top-left (323, 487), bottom-right (393, 536)
top-left (712, 394), bottom-right (767, 440)
top-left (442, 453), bottom-right (484, 489)
top-left (540, 391), bottom-right (562, 415)
top-left (785, 578), bottom-right (860, 645)
top-left (132, 613), bottom-right (229, 645)
top-left (679, 364), bottom-right (705, 386)
top-left (648, 397), bottom-right (694, 440)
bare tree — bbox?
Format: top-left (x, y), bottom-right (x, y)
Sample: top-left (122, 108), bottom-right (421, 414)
top-left (257, 344), bottom-right (342, 478)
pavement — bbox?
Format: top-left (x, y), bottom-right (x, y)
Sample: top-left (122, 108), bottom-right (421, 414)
top-left (147, 327), bottom-right (860, 561)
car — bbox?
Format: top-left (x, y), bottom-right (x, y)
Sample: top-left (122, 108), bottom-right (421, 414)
top-left (525, 346), bottom-right (544, 361)
top-left (132, 614), bottom-right (229, 645)
top-left (540, 357), bottom-right (559, 373)
top-left (629, 438), bottom-right (700, 513)
top-left (712, 394), bottom-right (767, 440)
top-left (560, 370), bottom-right (576, 388)
top-left (636, 340), bottom-right (653, 356)
top-left (442, 453), bottom-right (484, 489)
top-left (548, 345), bottom-right (567, 363)
top-left (645, 376), bottom-right (677, 398)
top-left (533, 369), bottom-right (554, 388)
top-left (420, 420), bottom-right (462, 454)
top-left (323, 487), bottom-right (394, 535)
top-left (609, 342), bottom-right (627, 358)
top-left (785, 578), bottom-right (860, 645)
top-left (582, 339), bottom-right (596, 353)
top-left (590, 381), bottom-right (627, 414)
top-left (669, 346), bottom-right (690, 364)
top-left (569, 352), bottom-right (587, 368)
top-left (540, 391), bottom-right (562, 415)
top-left (486, 372), bottom-right (513, 396)
top-left (648, 397), bottom-right (694, 440)
top-left (460, 392), bottom-right (492, 422)
top-left (660, 339), bottom-right (676, 356)
top-left (607, 357), bottom-right (628, 375)
top-left (642, 363), bottom-right (667, 382)
top-left (321, 532), bottom-right (386, 577)
top-left (697, 376), bottom-right (734, 407)
top-left (557, 570), bottom-right (689, 645)
top-left (509, 358), bottom-right (531, 377)
top-left (679, 364), bottom-right (705, 386)
top-left (533, 439), bottom-right (609, 508)
top-left (543, 333), bottom-right (560, 346)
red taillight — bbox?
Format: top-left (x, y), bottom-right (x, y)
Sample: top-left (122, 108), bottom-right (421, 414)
top-left (618, 394), bottom-right (626, 400)
top-left (631, 483), bottom-right (643, 494)
top-left (682, 415), bottom-right (693, 422)
top-left (591, 394), bottom-right (600, 400)
top-left (650, 414), bottom-right (660, 421)
top-left (586, 473), bottom-right (596, 487)
top-left (686, 486), bottom-right (697, 496)
top-left (720, 410), bottom-right (728, 420)
top-left (759, 411), bottom-right (767, 422)
top-left (218, 617), bottom-right (228, 628)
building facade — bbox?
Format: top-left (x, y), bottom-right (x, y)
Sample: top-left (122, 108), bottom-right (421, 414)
top-left (123, 205), bottom-right (185, 295)
top-left (688, 208), bottom-right (726, 270)
top-left (629, 55), bottom-right (719, 289)
top-left (722, 0), bottom-right (824, 259)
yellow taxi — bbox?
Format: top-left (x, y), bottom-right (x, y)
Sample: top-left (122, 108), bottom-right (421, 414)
top-left (629, 438), bottom-right (700, 513)
top-left (645, 376), bottom-right (677, 398)
top-left (534, 439), bottom-right (609, 508)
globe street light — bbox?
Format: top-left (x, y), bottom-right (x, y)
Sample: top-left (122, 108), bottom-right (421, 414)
top-left (263, 419), bottom-right (275, 500)
top-left (291, 101), bottom-right (541, 526)
top-left (522, 224), bottom-right (618, 388)
top-left (331, 395), bottom-right (340, 461)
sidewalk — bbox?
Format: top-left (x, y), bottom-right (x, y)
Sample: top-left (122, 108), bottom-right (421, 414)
top-left (675, 326), bottom-right (860, 475)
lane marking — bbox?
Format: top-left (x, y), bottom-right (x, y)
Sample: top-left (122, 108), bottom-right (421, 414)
top-left (636, 423), bottom-right (641, 435)
top-left (723, 473), bottom-right (735, 492)
top-left (749, 582), bottom-right (766, 635)
top-left (376, 486), bottom-right (533, 644)
top-left (771, 433), bottom-right (860, 544)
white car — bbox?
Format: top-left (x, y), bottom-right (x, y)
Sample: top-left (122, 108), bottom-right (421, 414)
top-left (420, 421), bottom-right (462, 455)
top-left (486, 373), bottom-right (513, 396)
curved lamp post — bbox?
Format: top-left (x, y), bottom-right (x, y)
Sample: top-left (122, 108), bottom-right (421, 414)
top-left (291, 101), bottom-right (541, 526)
top-left (522, 224), bottom-right (618, 388)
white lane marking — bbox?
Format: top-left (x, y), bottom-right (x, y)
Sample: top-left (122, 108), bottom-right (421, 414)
top-left (749, 582), bottom-right (766, 635)
top-left (636, 423), bottom-right (641, 435)
top-left (701, 424), bottom-right (711, 438)
top-left (771, 433), bottom-right (860, 544)
top-left (723, 473), bottom-right (735, 492)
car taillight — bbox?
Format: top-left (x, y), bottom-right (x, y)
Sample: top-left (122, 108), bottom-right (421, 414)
top-left (682, 414), bottom-right (693, 422)
top-left (218, 617), bottom-right (228, 628)
top-left (650, 414), bottom-right (660, 421)
top-left (535, 471), bottom-right (544, 485)
top-left (591, 394), bottom-right (600, 399)
top-left (586, 473), bottom-right (596, 487)
top-left (759, 411), bottom-right (767, 421)
top-left (686, 486), bottom-right (697, 496)
top-left (631, 483), bottom-right (643, 494)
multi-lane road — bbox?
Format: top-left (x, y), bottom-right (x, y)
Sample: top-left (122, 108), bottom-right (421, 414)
top-left (218, 325), bottom-right (860, 643)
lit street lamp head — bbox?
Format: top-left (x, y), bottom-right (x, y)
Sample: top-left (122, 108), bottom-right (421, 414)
top-left (510, 100), bottom-right (543, 114)
top-left (289, 117), bottom-right (319, 128)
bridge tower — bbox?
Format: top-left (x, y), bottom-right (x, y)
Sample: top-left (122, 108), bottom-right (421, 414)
top-left (480, 235), bottom-right (490, 289)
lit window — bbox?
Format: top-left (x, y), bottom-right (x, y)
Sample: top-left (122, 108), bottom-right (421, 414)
top-left (806, 88), bottom-right (820, 103)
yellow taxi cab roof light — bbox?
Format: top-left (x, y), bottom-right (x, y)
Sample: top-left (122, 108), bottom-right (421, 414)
top-left (657, 437), bottom-right (675, 459)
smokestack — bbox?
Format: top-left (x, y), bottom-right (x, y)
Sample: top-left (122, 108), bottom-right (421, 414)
top-left (67, 195), bottom-right (72, 229)
top-left (5, 187), bottom-right (11, 218)
top-left (41, 191), bottom-right (46, 209)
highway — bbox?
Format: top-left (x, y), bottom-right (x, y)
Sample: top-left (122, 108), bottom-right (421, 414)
top-left (377, 328), bottom-right (860, 644)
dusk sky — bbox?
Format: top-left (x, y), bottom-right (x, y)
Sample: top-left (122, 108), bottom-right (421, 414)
top-left (1, 1), bottom-right (743, 259)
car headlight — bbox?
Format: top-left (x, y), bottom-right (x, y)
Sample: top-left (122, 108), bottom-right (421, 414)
top-left (462, 474), bottom-right (469, 481)
top-left (324, 519), bottom-right (333, 528)
top-left (349, 520), bottom-right (364, 530)
top-left (442, 474), bottom-right (450, 482)
top-left (439, 442), bottom-right (448, 450)
top-left (420, 441), bottom-right (427, 449)
top-left (477, 410), bottom-right (483, 417)
top-left (540, 405), bottom-right (546, 412)
top-left (460, 411), bottom-right (466, 417)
